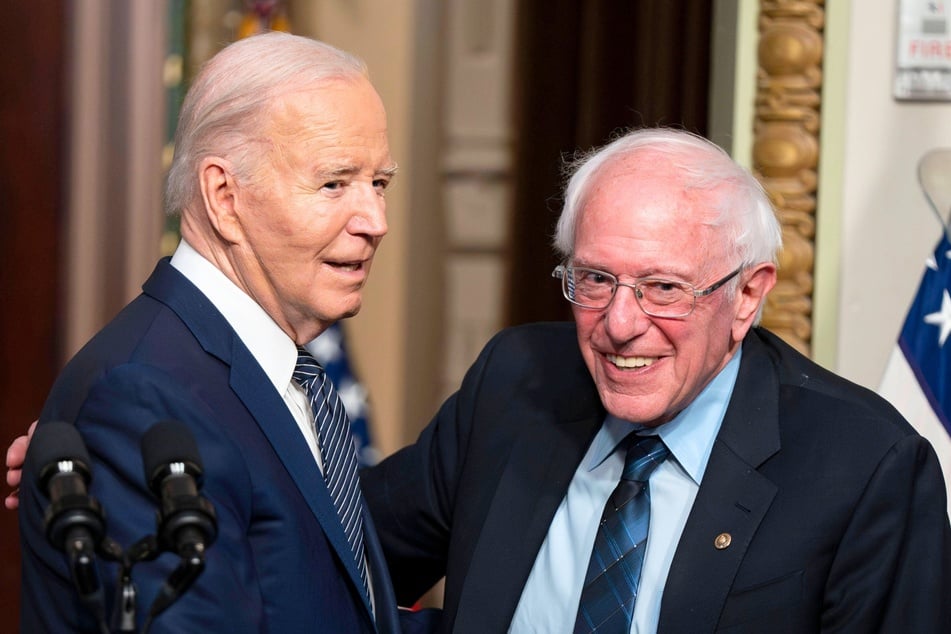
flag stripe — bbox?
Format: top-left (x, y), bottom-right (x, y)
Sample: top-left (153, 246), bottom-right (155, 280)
top-left (879, 233), bottom-right (951, 520)
top-left (899, 337), bottom-right (951, 433)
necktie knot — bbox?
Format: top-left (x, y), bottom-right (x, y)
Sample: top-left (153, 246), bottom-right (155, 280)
top-left (293, 346), bottom-right (326, 392)
top-left (621, 435), bottom-right (669, 483)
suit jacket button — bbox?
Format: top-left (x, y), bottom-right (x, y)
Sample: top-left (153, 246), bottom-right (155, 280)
top-left (714, 533), bottom-right (732, 549)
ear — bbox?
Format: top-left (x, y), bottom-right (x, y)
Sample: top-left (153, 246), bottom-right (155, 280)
top-left (731, 262), bottom-right (777, 341)
top-left (197, 156), bottom-right (243, 244)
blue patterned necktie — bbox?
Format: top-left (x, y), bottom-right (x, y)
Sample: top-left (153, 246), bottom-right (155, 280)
top-left (573, 434), bottom-right (670, 633)
top-left (293, 346), bottom-right (370, 605)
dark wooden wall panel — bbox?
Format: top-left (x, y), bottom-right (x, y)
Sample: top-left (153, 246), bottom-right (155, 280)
top-left (0, 2), bottom-right (67, 623)
top-left (506, 0), bottom-right (712, 325)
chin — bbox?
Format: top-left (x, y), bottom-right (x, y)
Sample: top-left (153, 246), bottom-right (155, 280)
top-left (335, 296), bottom-right (363, 320)
top-left (317, 288), bottom-right (363, 318)
top-left (601, 395), bottom-right (670, 427)
top-left (341, 306), bottom-right (361, 319)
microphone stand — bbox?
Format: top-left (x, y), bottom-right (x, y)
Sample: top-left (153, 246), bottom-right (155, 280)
top-left (107, 527), bottom-right (210, 633)
top-left (112, 534), bottom-right (161, 633)
top-left (141, 541), bottom-right (207, 634)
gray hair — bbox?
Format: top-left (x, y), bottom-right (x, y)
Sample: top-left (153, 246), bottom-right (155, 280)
top-left (165, 32), bottom-right (368, 216)
top-left (553, 128), bottom-right (782, 272)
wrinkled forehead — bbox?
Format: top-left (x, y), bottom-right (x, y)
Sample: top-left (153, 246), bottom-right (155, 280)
top-left (576, 151), bottom-right (733, 265)
top-left (584, 150), bottom-right (723, 220)
top-left (265, 76), bottom-right (385, 132)
top-left (258, 78), bottom-right (391, 168)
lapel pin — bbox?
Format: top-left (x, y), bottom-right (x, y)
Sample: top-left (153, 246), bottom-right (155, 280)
top-left (714, 532), bottom-right (732, 550)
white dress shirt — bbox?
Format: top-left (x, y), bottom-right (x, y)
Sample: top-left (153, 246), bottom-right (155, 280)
top-left (171, 240), bottom-right (376, 610)
top-left (169, 240), bottom-right (375, 612)
top-left (170, 240), bottom-right (324, 470)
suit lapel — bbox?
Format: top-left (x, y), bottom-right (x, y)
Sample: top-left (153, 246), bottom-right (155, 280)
top-left (363, 507), bottom-right (401, 634)
top-left (144, 260), bottom-right (376, 623)
top-left (229, 342), bottom-right (374, 617)
top-left (453, 410), bottom-right (603, 633)
top-left (659, 332), bottom-right (782, 632)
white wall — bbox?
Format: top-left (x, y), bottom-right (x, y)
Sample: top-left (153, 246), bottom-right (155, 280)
top-left (823, 1), bottom-right (951, 389)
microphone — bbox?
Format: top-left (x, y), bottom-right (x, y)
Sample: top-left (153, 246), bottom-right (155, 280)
top-left (28, 422), bottom-right (108, 629)
top-left (140, 420), bottom-right (217, 620)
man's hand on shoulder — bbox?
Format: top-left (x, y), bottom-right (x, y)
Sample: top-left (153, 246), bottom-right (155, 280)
top-left (5, 420), bottom-right (36, 510)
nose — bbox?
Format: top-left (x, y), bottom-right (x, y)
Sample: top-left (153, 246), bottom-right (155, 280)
top-left (603, 284), bottom-right (651, 341)
top-left (350, 184), bottom-right (388, 239)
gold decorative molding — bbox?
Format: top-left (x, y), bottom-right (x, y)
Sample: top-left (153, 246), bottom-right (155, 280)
top-left (753, 0), bottom-right (824, 356)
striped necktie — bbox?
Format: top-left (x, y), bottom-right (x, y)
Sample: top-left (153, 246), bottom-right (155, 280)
top-left (573, 434), bottom-right (669, 633)
top-left (293, 346), bottom-right (370, 605)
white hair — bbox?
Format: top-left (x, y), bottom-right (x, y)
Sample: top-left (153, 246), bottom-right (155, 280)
top-left (165, 32), bottom-right (368, 216)
top-left (553, 128), bottom-right (782, 272)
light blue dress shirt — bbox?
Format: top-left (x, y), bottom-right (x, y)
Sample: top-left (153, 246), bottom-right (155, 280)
top-left (509, 350), bottom-right (742, 633)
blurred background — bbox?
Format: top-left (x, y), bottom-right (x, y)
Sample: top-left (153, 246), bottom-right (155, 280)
top-left (2, 0), bottom-right (950, 620)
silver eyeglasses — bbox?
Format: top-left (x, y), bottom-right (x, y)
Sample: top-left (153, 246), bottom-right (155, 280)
top-left (552, 263), bottom-right (743, 318)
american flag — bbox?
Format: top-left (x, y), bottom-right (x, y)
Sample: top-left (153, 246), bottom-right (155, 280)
top-left (879, 233), bottom-right (951, 517)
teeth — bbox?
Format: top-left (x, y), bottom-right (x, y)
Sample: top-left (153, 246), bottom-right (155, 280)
top-left (607, 354), bottom-right (655, 368)
top-left (331, 262), bottom-right (360, 271)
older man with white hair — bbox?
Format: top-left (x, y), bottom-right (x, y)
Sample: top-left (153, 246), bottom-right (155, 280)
top-left (364, 128), bottom-right (951, 633)
top-left (18, 32), bottom-right (410, 634)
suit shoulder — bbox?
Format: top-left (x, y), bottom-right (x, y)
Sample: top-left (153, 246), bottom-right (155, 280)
top-left (751, 328), bottom-right (913, 437)
top-left (460, 322), bottom-right (595, 405)
top-left (483, 322), bottom-right (579, 356)
top-left (474, 322), bottom-right (585, 380)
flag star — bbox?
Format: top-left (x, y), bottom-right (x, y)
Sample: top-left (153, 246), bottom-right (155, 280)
top-left (923, 289), bottom-right (951, 346)
top-left (358, 445), bottom-right (381, 467)
top-left (337, 379), bottom-right (369, 419)
top-left (927, 254), bottom-right (939, 271)
top-left (311, 326), bottom-right (343, 363)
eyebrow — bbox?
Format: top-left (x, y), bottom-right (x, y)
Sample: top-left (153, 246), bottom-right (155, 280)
top-left (571, 260), bottom-right (690, 281)
top-left (315, 163), bottom-right (399, 179)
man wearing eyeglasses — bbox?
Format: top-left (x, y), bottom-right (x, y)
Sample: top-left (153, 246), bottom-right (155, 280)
top-left (362, 128), bottom-right (951, 632)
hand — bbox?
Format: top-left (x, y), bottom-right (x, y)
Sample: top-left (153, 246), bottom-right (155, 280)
top-left (5, 420), bottom-right (36, 510)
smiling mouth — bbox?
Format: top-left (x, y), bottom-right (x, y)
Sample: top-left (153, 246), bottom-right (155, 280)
top-left (607, 354), bottom-right (656, 368)
top-left (327, 261), bottom-right (365, 272)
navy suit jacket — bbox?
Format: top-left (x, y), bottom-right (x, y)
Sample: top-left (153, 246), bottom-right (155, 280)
top-left (364, 322), bottom-right (951, 633)
top-left (20, 258), bottom-right (406, 633)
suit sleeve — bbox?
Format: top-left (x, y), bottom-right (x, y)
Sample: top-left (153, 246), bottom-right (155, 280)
top-left (20, 363), bottom-right (260, 634)
top-left (821, 434), bottom-right (951, 632)
top-left (362, 333), bottom-right (498, 606)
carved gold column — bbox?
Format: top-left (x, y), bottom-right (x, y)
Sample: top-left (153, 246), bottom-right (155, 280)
top-left (753, 0), bottom-right (824, 356)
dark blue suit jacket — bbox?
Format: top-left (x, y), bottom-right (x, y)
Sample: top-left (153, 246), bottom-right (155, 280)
top-left (365, 322), bottom-right (951, 633)
top-left (20, 258), bottom-right (407, 633)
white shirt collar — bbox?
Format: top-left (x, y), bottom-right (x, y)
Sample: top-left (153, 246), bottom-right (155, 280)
top-left (169, 239), bottom-right (299, 395)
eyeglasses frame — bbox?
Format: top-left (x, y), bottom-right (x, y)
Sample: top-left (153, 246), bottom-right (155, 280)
top-left (552, 262), bottom-right (744, 318)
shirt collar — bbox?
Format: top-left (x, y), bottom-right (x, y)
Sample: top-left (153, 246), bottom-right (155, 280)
top-left (586, 347), bottom-right (743, 485)
top-left (169, 239), bottom-right (299, 395)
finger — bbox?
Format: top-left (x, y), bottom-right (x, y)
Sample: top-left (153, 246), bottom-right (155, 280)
top-left (6, 435), bottom-right (28, 473)
top-left (6, 434), bottom-right (30, 489)
top-left (4, 421), bottom-right (35, 512)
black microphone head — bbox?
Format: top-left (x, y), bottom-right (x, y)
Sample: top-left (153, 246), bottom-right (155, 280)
top-left (141, 420), bottom-right (204, 494)
top-left (27, 422), bottom-right (93, 495)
